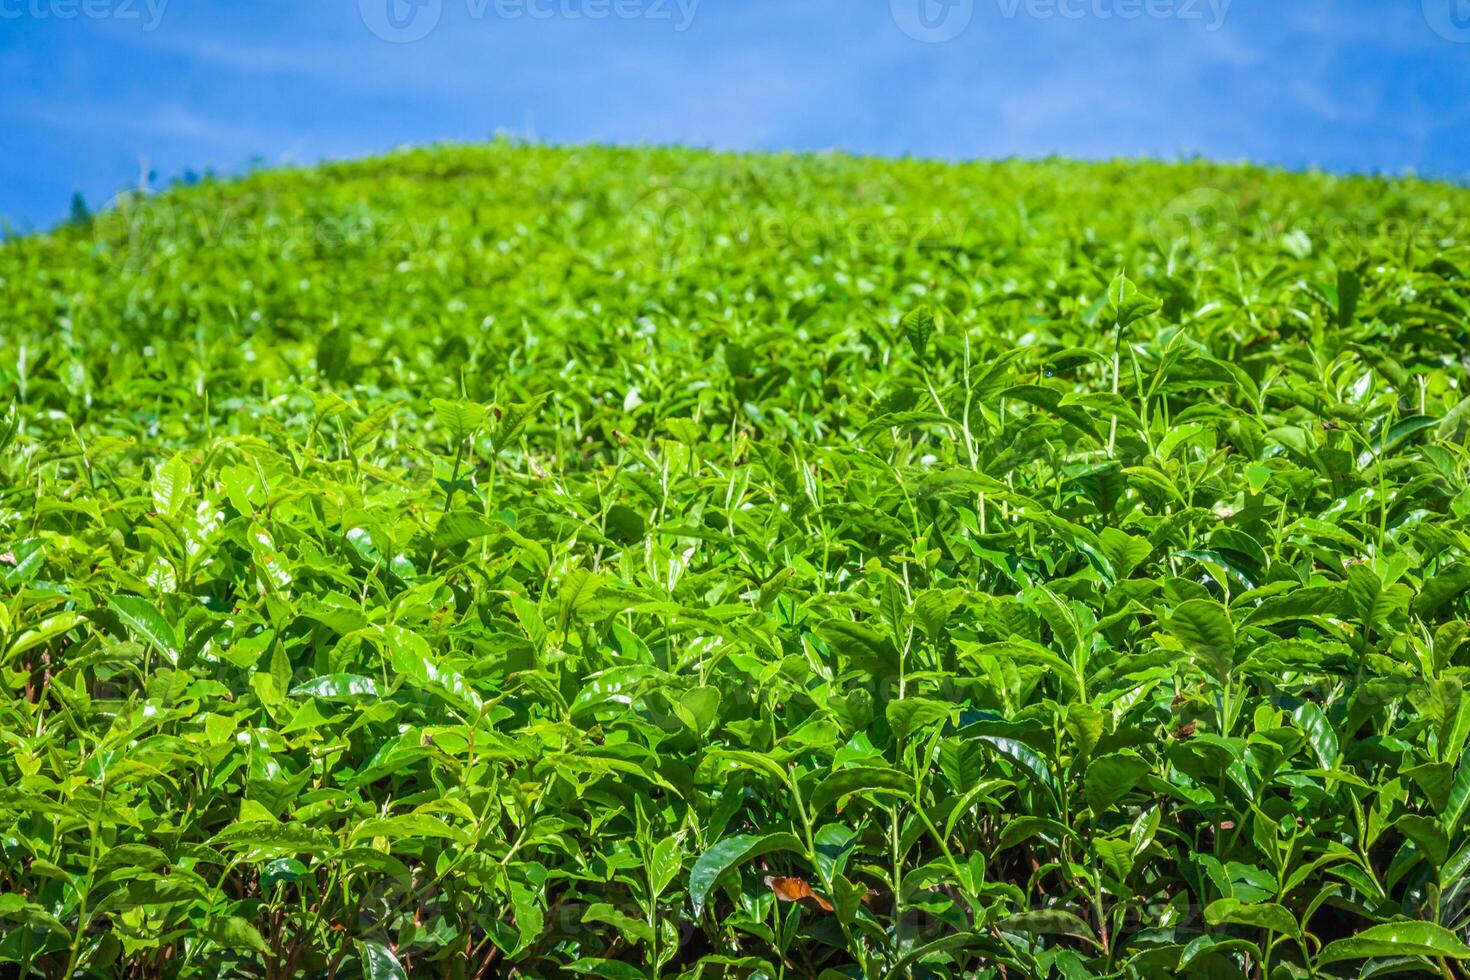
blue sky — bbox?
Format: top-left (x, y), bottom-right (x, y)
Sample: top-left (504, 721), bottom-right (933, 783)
top-left (3, 0), bottom-right (1469, 228)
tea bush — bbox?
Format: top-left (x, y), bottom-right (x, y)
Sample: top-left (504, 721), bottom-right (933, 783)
top-left (2, 143), bottom-right (1470, 977)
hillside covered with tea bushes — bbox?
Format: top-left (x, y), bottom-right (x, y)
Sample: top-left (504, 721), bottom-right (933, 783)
top-left (2, 144), bottom-right (1470, 977)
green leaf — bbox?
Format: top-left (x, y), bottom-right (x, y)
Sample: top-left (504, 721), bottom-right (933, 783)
top-left (1396, 815), bottom-right (1449, 870)
top-left (648, 835), bottom-right (683, 898)
top-left (1168, 598), bottom-right (1235, 682)
top-left (901, 306), bottom-right (936, 364)
top-left (997, 909), bottom-right (1099, 947)
top-left (1084, 751), bottom-right (1151, 812)
top-left (1292, 701), bottom-right (1339, 770)
top-left (1404, 762), bottom-right (1454, 814)
top-left (152, 454), bottom-right (191, 517)
top-left (689, 832), bottom-right (804, 916)
top-left (583, 903), bottom-right (653, 945)
top-left (554, 566), bottom-right (606, 633)
top-left (1107, 273), bottom-right (1161, 329)
top-left (1065, 702), bottom-right (1105, 762)
top-left (1243, 586), bottom-right (1349, 625)
top-left (1099, 527), bottom-right (1153, 580)
top-left (675, 685), bottom-right (722, 736)
top-left (211, 822), bottom-right (332, 854)
top-left (316, 325), bottom-right (353, 382)
top-left (0, 894), bottom-right (69, 936)
top-left (434, 512), bottom-right (500, 550)
top-left (357, 939), bottom-right (409, 980)
top-left (565, 959), bottom-right (648, 980)
top-left (290, 674), bottom-right (381, 700)
top-left (106, 595), bottom-right (180, 664)
top-left (510, 880), bottom-right (543, 954)
top-left (432, 398), bottom-right (486, 442)
top-left (490, 393), bottom-right (548, 448)
top-left (888, 933), bottom-right (994, 974)
top-left (0, 538), bottom-right (44, 587)
top-left (886, 698), bottom-right (952, 741)
top-left (1357, 415), bottom-right (1441, 467)
top-left (605, 504), bottom-right (646, 545)
top-left (1347, 563), bottom-right (1411, 637)
top-left (1205, 898), bottom-right (1301, 939)
top-left (1316, 921), bottom-right (1470, 965)
top-left (6, 611), bottom-right (83, 659)
top-left (813, 824), bottom-right (858, 883)
top-left (350, 813), bottom-right (470, 845)
top-left (200, 915), bottom-right (272, 954)
top-left (817, 620), bottom-right (900, 677)
top-left (708, 749), bottom-right (791, 785)
top-left (974, 736), bottom-right (1058, 796)
top-left (1003, 384), bottom-right (1102, 439)
top-left (384, 624), bottom-right (483, 714)
top-left (1447, 759), bottom-right (1470, 828)
top-left (810, 767), bottom-right (915, 815)
top-left (1416, 563), bottom-right (1470, 618)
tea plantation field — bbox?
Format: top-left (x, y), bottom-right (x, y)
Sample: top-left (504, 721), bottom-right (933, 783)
top-left (3, 143), bottom-right (1470, 978)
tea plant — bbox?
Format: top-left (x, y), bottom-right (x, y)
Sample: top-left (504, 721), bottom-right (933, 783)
top-left (2, 142), bottom-right (1470, 977)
